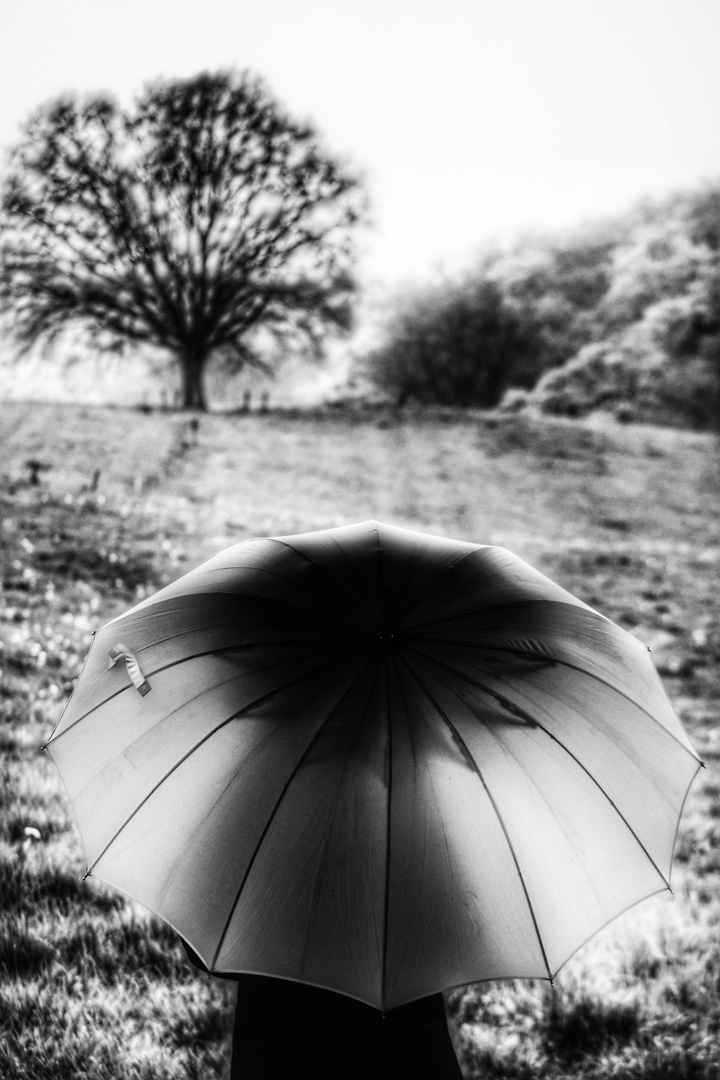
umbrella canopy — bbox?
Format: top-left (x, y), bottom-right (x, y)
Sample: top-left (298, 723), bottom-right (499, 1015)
top-left (46, 520), bottom-right (701, 1011)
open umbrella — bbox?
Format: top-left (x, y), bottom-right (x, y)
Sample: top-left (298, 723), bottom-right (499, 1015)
top-left (46, 520), bottom-right (701, 1011)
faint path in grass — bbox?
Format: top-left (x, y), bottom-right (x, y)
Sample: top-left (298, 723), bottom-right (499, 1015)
top-left (3, 402), bottom-right (716, 567)
top-left (134, 407), bottom-right (720, 568)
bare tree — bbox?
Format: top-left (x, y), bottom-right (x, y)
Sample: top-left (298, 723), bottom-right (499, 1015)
top-left (0, 70), bottom-right (365, 409)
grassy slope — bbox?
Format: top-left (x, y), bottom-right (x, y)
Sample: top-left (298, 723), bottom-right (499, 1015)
top-left (0, 401), bottom-right (718, 1079)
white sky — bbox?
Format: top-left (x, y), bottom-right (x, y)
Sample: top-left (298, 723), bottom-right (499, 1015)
top-left (2, 0), bottom-right (720, 285)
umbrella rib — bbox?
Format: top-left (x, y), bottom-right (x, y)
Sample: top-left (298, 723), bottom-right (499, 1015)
top-left (118, 608), bottom-right (365, 645)
top-left (50, 638), bottom-right (359, 742)
top-left (395, 652), bottom-right (554, 982)
top-left (208, 651), bottom-right (380, 972)
top-left (398, 547), bottom-right (481, 623)
top-left (409, 639), bottom-right (699, 764)
top-left (83, 652), bottom-right (365, 879)
top-left (375, 526), bottom-right (393, 1009)
top-left (381, 653), bottom-right (393, 1012)
top-left (406, 647), bottom-right (674, 888)
top-left (266, 539), bottom-right (379, 630)
top-left (138, 582), bottom-right (363, 630)
top-left (45, 629), bottom-right (98, 742)
top-left (408, 597), bottom-right (588, 632)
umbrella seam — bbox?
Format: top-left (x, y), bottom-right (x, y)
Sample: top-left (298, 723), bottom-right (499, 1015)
top-left (398, 546), bottom-right (482, 623)
top-left (267, 538), bottom-right (380, 629)
top-left (69, 648), bottom-right (363, 806)
top-left (130, 582), bottom-right (367, 629)
top-left (375, 524), bottom-right (392, 1012)
top-left (408, 639), bottom-right (699, 764)
top-left (82, 651), bottom-right (370, 878)
top-left (380, 651), bottom-right (393, 1014)
top-left (293, 653), bottom-right (387, 991)
top-left (48, 640), bottom-right (362, 741)
top-left (208, 650), bottom-right (382, 972)
top-left (395, 652), bottom-right (554, 982)
top-left (44, 629), bottom-right (97, 744)
top-left (407, 597), bottom-right (595, 633)
top-left (111, 620), bottom-right (365, 651)
top-left (409, 647), bottom-right (675, 888)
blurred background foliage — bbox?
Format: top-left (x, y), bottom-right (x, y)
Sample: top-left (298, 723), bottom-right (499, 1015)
top-left (358, 183), bottom-right (720, 429)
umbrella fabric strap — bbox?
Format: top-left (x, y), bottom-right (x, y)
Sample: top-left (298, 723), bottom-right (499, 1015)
top-left (108, 644), bottom-right (151, 696)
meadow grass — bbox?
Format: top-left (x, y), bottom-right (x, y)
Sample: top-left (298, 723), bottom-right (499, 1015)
top-left (0, 401), bottom-right (718, 1078)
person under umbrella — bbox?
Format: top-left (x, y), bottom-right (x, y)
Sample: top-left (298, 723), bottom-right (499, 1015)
top-left (183, 940), bottom-right (463, 1079)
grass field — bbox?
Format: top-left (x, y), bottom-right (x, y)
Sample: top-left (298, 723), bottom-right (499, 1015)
top-left (1, 400), bottom-right (719, 1078)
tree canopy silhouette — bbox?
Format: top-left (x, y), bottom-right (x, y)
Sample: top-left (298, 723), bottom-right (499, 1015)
top-left (363, 278), bottom-right (543, 408)
top-left (0, 71), bottom-right (365, 409)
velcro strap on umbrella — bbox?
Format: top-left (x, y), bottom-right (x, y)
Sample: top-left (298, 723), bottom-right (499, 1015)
top-left (108, 644), bottom-right (151, 696)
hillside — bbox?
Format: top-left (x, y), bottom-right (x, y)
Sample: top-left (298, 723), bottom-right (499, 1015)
top-left (1, 401), bottom-right (719, 1078)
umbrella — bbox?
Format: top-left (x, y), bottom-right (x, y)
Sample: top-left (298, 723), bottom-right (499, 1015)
top-left (46, 520), bottom-right (701, 1011)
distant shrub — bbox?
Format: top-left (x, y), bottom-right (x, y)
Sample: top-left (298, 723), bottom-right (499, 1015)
top-left (361, 278), bottom-right (544, 408)
top-left (513, 341), bottom-right (641, 418)
top-left (508, 326), bottom-right (720, 429)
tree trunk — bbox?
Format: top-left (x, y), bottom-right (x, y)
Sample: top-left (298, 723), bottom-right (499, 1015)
top-left (180, 350), bottom-right (208, 411)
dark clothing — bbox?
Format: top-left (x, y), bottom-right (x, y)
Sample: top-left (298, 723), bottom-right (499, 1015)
top-left (230, 974), bottom-right (463, 1080)
top-left (181, 941), bottom-right (462, 1079)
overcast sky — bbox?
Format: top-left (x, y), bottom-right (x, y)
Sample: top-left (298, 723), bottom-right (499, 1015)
top-left (2, 0), bottom-right (720, 285)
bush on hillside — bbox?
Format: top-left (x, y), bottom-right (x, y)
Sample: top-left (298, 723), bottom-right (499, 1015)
top-left (505, 318), bottom-right (719, 429)
top-left (361, 277), bottom-right (544, 408)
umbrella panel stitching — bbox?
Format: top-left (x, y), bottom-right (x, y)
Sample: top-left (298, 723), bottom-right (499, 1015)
top-left (396, 546), bottom-right (483, 624)
top-left (152, 577), bottom-right (372, 630)
top-left (117, 611), bottom-right (369, 649)
top-left (266, 537), bottom-right (381, 630)
top-left (408, 597), bottom-right (591, 633)
top-left (405, 644), bottom-right (677, 889)
top-left (209, 648), bottom-right (382, 972)
top-left (408, 637), bottom-right (700, 764)
top-left (407, 654), bottom-right (654, 926)
top-left (49, 637), bottom-right (365, 740)
top-left (80, 649), bottom-right (372, 878)
top-left (380, 651), bottom-right (393, 1011)
top-left (292, 653), bottom-right (388, 995)
top-left (394, 650), bottom-right (554, 983)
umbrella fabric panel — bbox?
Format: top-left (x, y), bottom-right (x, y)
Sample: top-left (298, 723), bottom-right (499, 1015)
top-left (82, 653), bottom-right (377, 965)
top-left (274, 522), bottom-right (479, 630)
top-left (110, 535), bottom-right (384, 630)
top-left (212, 656), bottom-right (391, 1007)
top-left (266, 527), bottom-right (388, 627)
top-left (54, 594), bottom-right (367, 738)
top-left (417, 642), bottom-right (700, 880)
top-left (383, 661), bottom-right (551, 1009)
top-left (407, 660), bottom-right (670, 974)
top-left (50, 650), bottom-right (370, 872)
top-left (401, 545), bottom-right (590, 629)
top-left (411, 600), bottom-right (689, 751)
